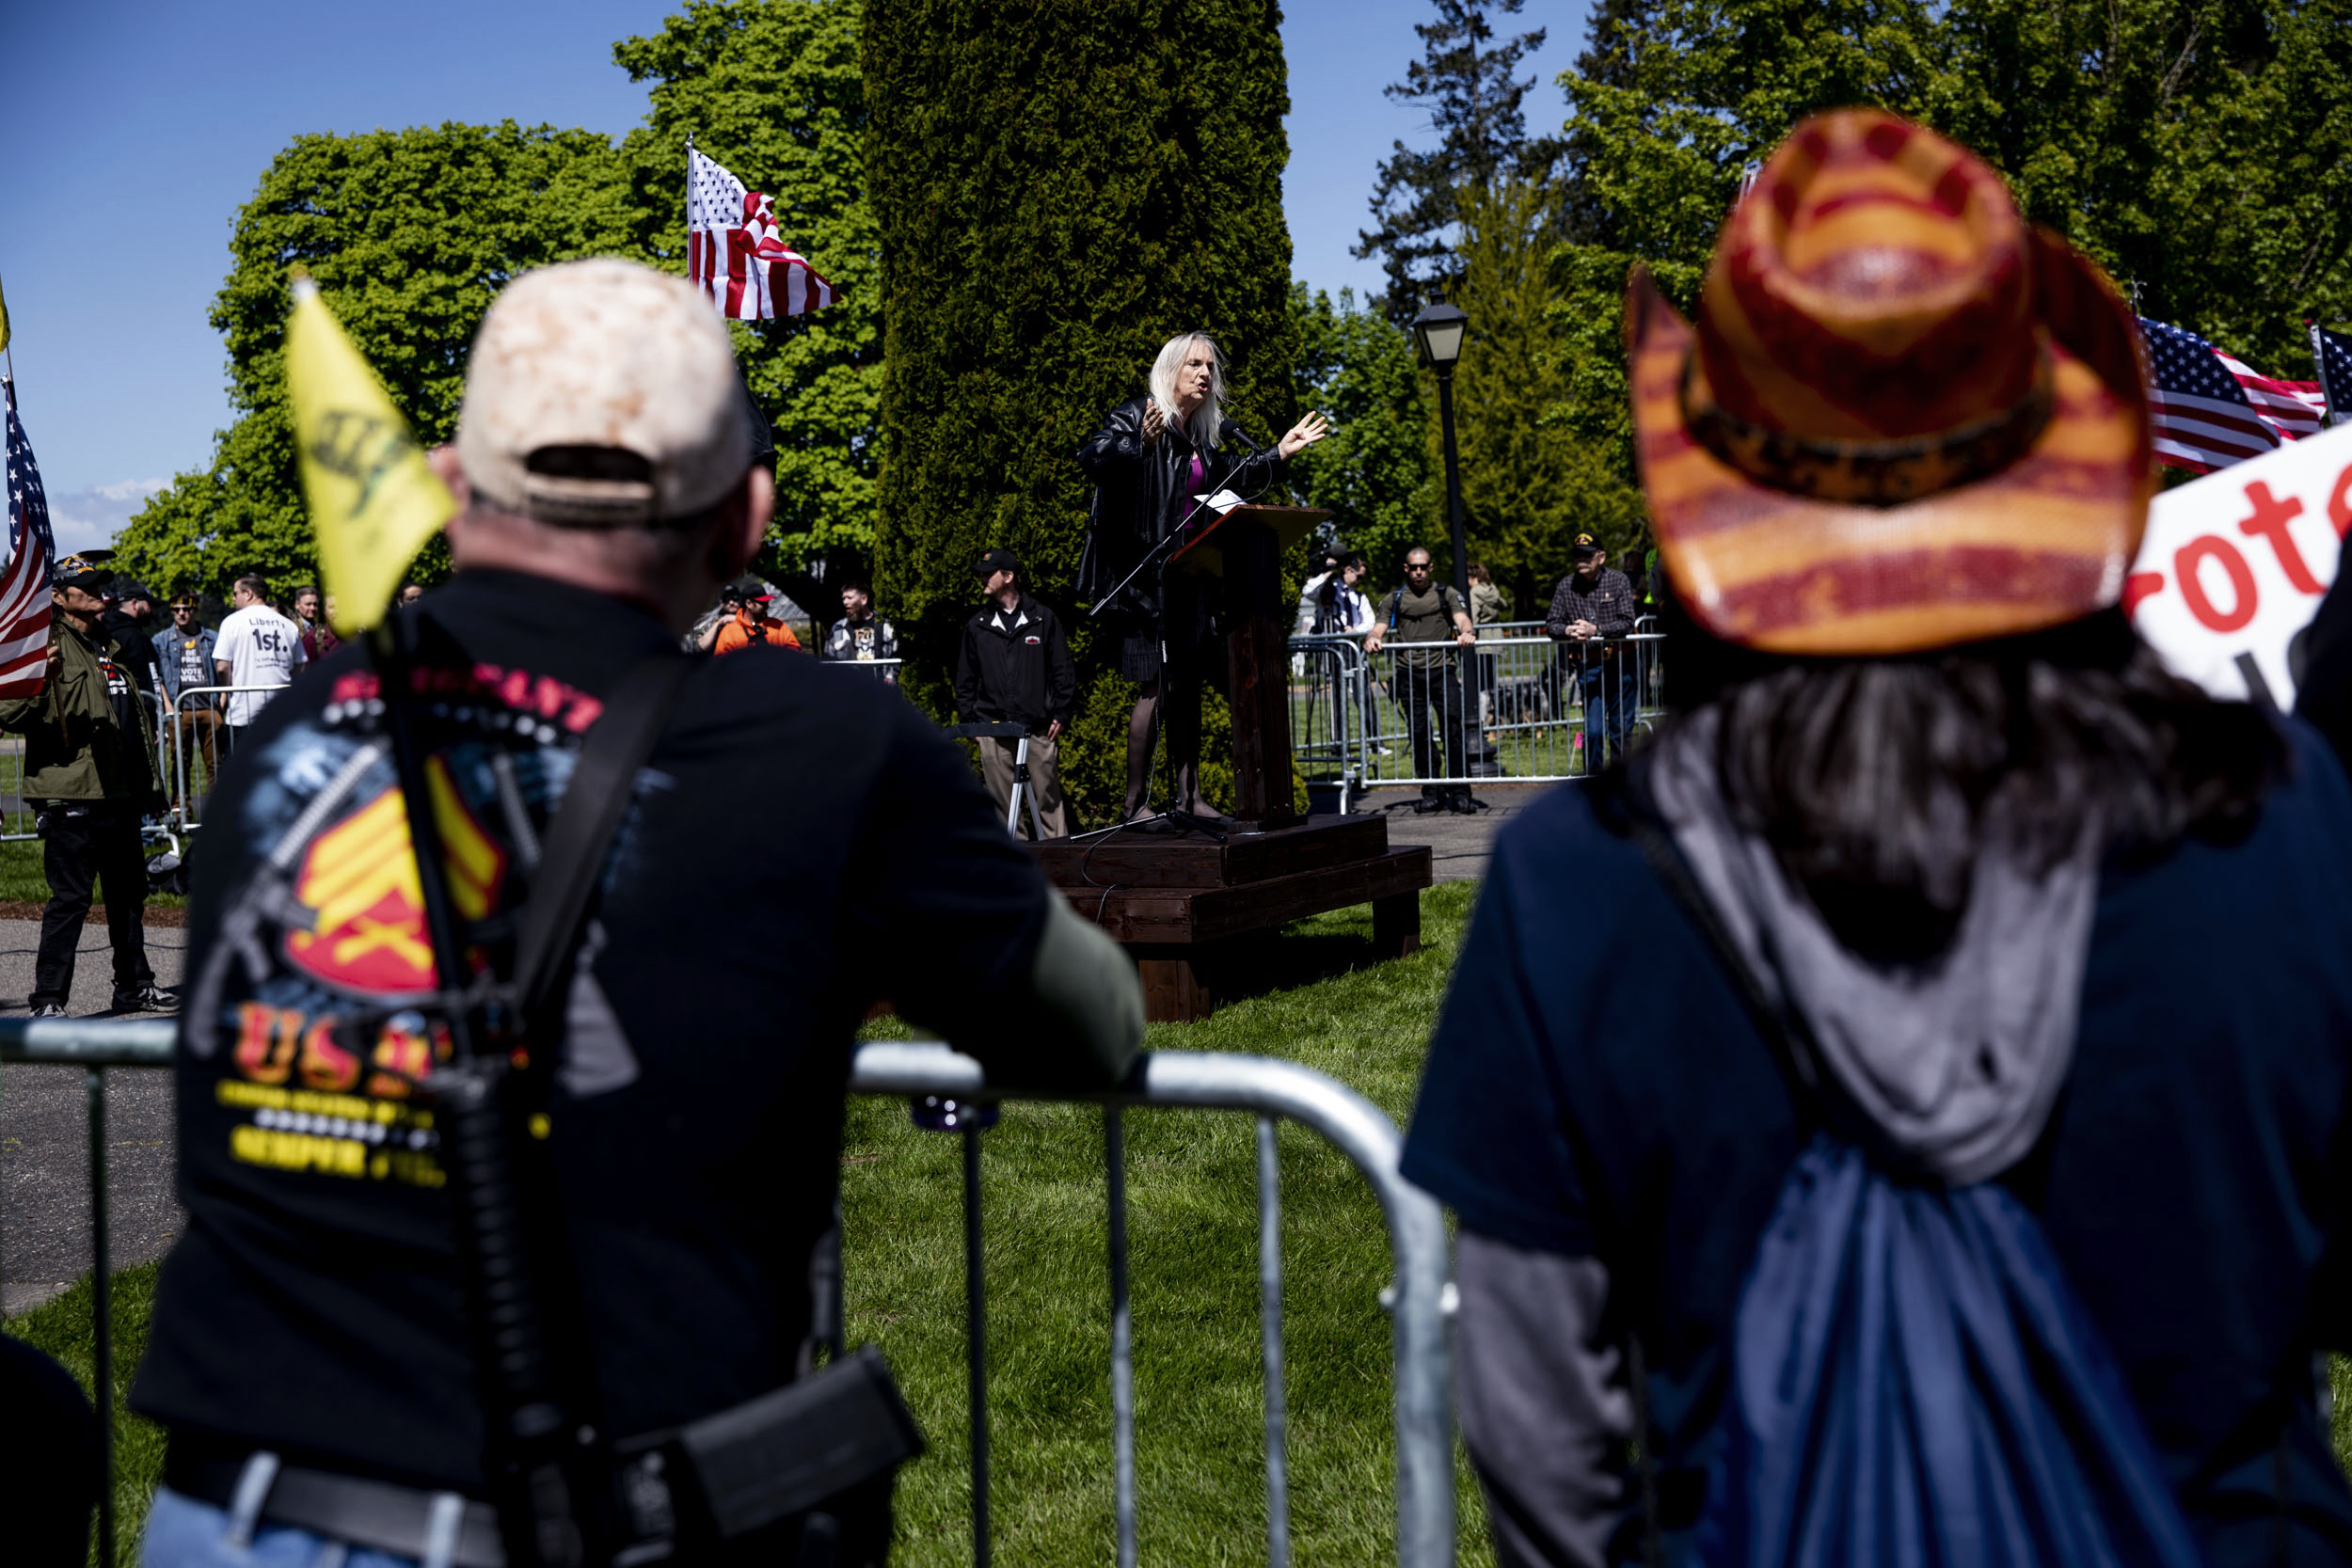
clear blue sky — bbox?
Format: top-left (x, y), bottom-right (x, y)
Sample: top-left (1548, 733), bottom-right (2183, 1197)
top-left (0, 0), bottom-right (1580, 554)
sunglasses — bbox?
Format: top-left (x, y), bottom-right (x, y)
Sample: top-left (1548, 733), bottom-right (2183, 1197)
top-left (1405, 562), bottom-right (1433, 572)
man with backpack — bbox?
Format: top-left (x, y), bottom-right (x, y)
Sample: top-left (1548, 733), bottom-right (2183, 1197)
top-left (1364, 546), bottom-right (1479, 814)
top-left (1404, 111), bottom-right (2352, 1566)
top-left (131, 258), bottom-right (1144, 1567)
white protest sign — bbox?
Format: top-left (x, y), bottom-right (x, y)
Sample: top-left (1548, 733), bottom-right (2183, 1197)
top-left (2124, 420), bottom-right (2352, 706)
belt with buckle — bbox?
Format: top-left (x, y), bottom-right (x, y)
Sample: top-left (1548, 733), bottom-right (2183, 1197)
top-left (167, 1443), bottom-right (505, 1568)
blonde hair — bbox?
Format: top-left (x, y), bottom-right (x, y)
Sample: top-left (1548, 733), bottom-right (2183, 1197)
top-left (1148, 332), bottom-right (1227, 448)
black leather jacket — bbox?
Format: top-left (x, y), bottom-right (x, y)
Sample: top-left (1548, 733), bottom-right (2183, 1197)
top-left (1075, 395), bottom-right (1285, 620)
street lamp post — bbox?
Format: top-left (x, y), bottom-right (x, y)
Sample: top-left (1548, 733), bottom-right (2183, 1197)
top-left (1410, 298), bottom-right (1488, 785)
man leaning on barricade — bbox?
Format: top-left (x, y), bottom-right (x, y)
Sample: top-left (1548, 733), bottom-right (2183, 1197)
top-left (1544, 532), bottom-right (1639, 771)
top-left (1365, 546), bottom-right (1480, 814)
top-left (130, 258), bottom-right (1146, 1568)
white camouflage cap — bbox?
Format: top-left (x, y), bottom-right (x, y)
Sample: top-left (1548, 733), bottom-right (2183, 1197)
top-left (456, 258), bottom-right (751, 527)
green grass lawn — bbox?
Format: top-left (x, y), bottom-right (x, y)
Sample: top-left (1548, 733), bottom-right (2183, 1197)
top-left (0, 831), bottom-right (190, 908)
top-left (6, 881), bottom-right (1488, 1565)
top-left (15, 871), bottom-right (2352, 1565)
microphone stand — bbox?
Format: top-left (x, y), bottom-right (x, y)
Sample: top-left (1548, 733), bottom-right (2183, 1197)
top-left (1082, 436), bottom-right (1274, 842)
top-left (1077, 416), bottom-right (1279, 841)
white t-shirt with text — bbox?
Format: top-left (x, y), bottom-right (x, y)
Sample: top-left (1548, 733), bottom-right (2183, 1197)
top-left (216, 605), bottom-right (308, 726)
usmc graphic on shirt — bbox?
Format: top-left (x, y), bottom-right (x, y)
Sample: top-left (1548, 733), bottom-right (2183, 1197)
top-left (184, 660), bottom-right (641, 1195)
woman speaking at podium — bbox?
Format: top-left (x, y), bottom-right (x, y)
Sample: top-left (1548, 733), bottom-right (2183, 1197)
top-left (1077, 331), bottom-right (1327, 824)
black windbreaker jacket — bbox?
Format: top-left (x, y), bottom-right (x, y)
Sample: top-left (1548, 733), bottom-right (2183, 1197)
top-left (955, 593), bottom-right (1076, 732)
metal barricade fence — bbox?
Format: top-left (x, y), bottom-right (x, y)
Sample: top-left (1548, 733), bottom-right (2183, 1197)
top-left (1291, 623), bottom-right (1665, 791)
top-left (1286, 635), bottom-right (1374, 813)
top-left (818, 656), bottom-right (904, 685)
top-left (0, 687), bottom-right (195, 848)
top-left (163, 683), bottom-right (306, 832)
top-left (0, 1021), bottom-right (1456, 1568)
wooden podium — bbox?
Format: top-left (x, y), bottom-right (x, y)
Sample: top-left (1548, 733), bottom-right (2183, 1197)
top-left (1033, 503), bottom-right (1435, 1020)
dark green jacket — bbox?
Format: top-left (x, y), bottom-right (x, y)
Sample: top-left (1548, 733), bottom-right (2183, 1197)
top-left (0, 618), bottom-right (162, 804)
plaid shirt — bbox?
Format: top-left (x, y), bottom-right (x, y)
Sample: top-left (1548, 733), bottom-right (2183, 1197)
top-left (1545, 566), bottom-right (1638, 640)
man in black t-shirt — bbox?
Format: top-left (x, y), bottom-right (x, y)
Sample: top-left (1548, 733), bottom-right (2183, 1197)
top-left (132, 259), bottom-right (1144, 1567)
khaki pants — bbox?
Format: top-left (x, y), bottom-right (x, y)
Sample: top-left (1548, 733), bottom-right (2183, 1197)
top-left (168, 708), bottom-right (219, 813)
top-left (979, 734), bottom-right (1069, 840)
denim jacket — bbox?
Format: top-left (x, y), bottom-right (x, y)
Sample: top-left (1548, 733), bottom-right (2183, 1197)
top-left (155, 625), bottom-right (217, 707)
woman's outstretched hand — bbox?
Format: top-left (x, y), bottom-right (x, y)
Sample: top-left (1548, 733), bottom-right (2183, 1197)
top-left (1277, 410), bottom-right (1332, 459)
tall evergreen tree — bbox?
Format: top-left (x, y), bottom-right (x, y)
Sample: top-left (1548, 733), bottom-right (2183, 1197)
top-left (866, 0), bottom-right (1299, 819)
top-left (1356, 0), bottom-right (1565, 322)
top-left (1451, 176), bottom-right (1642, 610)
top-left (1288, 284), bottom-right (1438, 585)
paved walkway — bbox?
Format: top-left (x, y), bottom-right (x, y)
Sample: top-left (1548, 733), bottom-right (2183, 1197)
top-left (1359, 779), bottom-right (1554, 882)
top-left (0, 790), bottom-right (1552, 1319)
top-left (1, 918), bottom-right (185, 1316)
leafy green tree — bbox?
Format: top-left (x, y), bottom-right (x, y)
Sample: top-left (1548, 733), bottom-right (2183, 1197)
top-left (1450, 176), bottom-right (1644, 609)
top-left (1924, 0), bottom-right (2352, 367)
top-left (114, 122), bottom-right (634, 597)
top-left (1358, 0), bottom-right (1566, 322)
top-left (612, 0), bottom-right (878, 617)
top-left (114, 0), bottom-right (878, 615)
top-left (866, 0), bottom-right (1299, 821)
top-left (1546, 0), bottom-right (2352, 507)
top-left (1288, 284), bottom-right (1438, 587)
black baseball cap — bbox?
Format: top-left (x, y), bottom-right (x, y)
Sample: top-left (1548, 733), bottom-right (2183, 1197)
top-left (976, 547), bottom-right (1019, 581)
top-left (108, 578), bottom-right (154, 603)
top-left (1571, 533), bottom-right (1605, 559)
top-left (723, 576), bottom-right (772, 603)
top-left (54, 555), bottom-right (109, 593)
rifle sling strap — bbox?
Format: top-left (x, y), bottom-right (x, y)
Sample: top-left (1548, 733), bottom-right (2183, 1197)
top-left (510, 651), bottom-right (697, 1028)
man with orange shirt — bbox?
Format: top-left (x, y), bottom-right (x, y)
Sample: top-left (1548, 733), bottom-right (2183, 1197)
top-left (710, 578), bottom-right (802, 655)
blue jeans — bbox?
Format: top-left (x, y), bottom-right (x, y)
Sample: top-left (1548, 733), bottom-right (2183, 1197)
top-left (141, 1486), bottom-right (421, 1568)
top-left (1576, 653), bottom-right (1638, 768)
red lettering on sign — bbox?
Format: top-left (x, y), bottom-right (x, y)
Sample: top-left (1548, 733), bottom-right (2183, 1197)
top-left (2176, 536), bottom-right (2259, 632)
top-left (2235, 481), bottom-right (2322, 594)
top-left (2331, 463), bottom-right (2352, 540)
top-left (2122, 572), bottom-right (2165, 613)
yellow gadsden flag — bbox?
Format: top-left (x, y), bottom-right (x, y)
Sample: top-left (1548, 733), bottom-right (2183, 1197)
top-left (286, 272), bottom-right (454, 636)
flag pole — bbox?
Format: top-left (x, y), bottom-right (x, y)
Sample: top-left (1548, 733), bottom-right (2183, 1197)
top-left (2312, 317), bottom-right (2344, 429)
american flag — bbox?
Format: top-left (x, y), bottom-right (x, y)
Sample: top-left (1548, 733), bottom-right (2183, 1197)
top-left (687, 144), bottom-right (835, 321)
top-left (2312, 322), bottom-right (2350, 428)
top-left (0, 377), bottom-right (54, 698)
top-left (2139, 316), bottom-right (2326, 473)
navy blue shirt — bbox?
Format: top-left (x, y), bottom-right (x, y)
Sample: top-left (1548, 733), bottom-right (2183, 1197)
top-left (1405, 722), bottom-right (2352, 1565)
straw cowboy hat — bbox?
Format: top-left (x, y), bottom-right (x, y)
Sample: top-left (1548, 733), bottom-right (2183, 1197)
top-left (1627, 108), bottom-right (2153, 656)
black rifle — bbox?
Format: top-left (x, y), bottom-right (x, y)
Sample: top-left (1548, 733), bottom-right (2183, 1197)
top-left (368, 618), bottom-right (919, 1566)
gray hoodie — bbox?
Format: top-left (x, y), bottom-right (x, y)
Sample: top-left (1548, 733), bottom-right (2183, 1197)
top-left (1455, 715), bottom-right (2106, 1567)
top-left (1646, 710), bottom-right (2102, 1185)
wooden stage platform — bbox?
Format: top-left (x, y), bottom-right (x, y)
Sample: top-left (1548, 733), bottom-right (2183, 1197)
top-left (1032, 815), bottom-right (1433, 1022)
